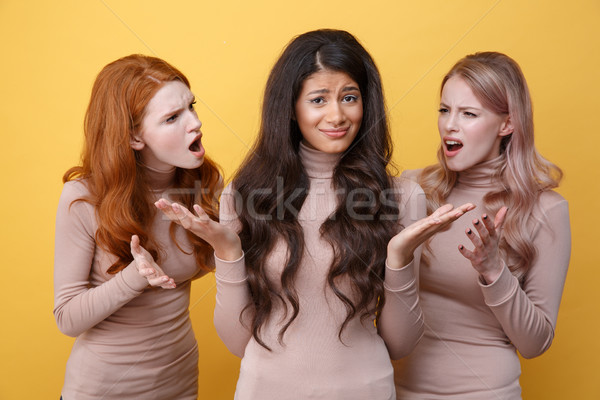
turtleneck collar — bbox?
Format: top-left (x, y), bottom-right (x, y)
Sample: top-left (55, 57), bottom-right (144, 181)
top-left (139, 163), bottom-right (177, 192)
top-left (455, 155), bottom-right (505, 191)
top-left (299, 141), bottom-right (342, 179)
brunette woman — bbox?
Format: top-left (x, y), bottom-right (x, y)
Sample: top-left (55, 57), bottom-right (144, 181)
top-left (158, 30), bottom-right (473, 399)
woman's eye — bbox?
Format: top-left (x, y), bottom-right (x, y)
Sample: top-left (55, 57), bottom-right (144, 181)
top-left (342, 95), bottom-right (358, 103)
top-left (310, 97), bottom-right (326, 105)
top-left (464, 111), bottom-right (477, 117)
top-left (189, 101), bottom-right (196, 111)
top-left (166, 114), bottom-right (178, 122)
top-left (438, 108), bottom-right (449, 114)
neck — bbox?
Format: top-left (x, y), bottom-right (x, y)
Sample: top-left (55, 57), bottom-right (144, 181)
top-left (299, 142), bottom-right (342, 179)
top-left (139, 162), bottom-right (177, 192)
top-left (455, 156), bottom-right (503, 190)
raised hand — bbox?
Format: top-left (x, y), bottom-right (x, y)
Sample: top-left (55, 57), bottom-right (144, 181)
top-left (387, 203), bottom-right (476, 269)
top-left (130, 235), bottom-right (176, 289)
top-left (155, 198), bottom-right (243, 261)
top-left (458, 206), bottom-right (508, 284)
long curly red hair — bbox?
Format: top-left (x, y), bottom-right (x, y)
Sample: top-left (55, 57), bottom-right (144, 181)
top-left (64, 54), bottom-right (222, 273)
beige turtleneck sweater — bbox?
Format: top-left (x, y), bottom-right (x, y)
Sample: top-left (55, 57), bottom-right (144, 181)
top-left (213, 143), bottom-right (426, 400)
top-left (394, 161), bottom-right (571, 399)
top-left (53, 167), bottom-right (206, 399)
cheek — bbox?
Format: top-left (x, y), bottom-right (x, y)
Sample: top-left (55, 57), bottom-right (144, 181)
top-left (347, 106), bottom-right (363, 127)
top-left (297, 107), bottom-right (321, 128)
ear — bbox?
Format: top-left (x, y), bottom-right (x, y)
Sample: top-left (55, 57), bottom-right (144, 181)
top-left (130, 132), bottom-right (145, 150)
top-left (499, 115), bottom-right (514, 137)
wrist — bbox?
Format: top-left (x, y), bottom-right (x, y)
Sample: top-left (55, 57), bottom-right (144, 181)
top-left (214, 235), bottom-right (243, 261)
top-left (387, 243), bottom-right (414, 270)
top-left (481, 264), bottom-right (503, 285)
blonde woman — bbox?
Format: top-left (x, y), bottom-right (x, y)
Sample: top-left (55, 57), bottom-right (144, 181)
top-left (393, 52), bottom-right (571, 399)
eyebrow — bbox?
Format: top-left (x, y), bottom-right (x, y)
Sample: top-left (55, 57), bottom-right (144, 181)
top-left (439, 102), bottom-right (481, 111)
top-left (158, 96), bottom-right (195, 119)
top-left (306, 86), bottom-right (360, 96)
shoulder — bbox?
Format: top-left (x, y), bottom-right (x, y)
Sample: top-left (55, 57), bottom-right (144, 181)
top-left (56, 179), bottom-right (96, 232)
top-left (529, 189), bottom-right (570, 236)
top-left (392, 175), bottom-right (423, 200)
top-left (59, 179), bottom-right (92, 203)
top-left (393, 169), bottom-right (425, 200)
top-left (399, 168), bottom-right (424, 183)
top-left (58, 179), bottom-right (94, 215)
top-left (536, 189), bottom-right (569, 224)
top-left (538, 189), bottom-right (568, 210)
top-left (391, 174), bottom-right (427, 222)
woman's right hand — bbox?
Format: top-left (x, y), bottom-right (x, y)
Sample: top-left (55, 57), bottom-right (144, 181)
top-left (130, 235), bottom-right (176, 289)
top-left (387, 203), bottom-right (476, 269)
top-left (155, 198), bottom-right (243, 261)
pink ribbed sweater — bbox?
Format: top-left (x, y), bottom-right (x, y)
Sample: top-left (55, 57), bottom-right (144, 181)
top-left (54, 168), bottom-right (205, 399)
top-left (214, 143), bottom-right (426, 400)
top-left (394, 161), bottom-right (571, 399)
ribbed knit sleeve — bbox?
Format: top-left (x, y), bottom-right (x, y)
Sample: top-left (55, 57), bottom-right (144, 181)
top-left (213, 184), bottom-right (253, 357)
top-left (378, 178), bottom-right (426, 360)
top-left (53, 181), bottom-right (148, 337)
top-left (480, 194), bottom-right (571, 358)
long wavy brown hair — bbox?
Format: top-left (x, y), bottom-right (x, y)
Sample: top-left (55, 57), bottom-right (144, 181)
top-left (64, 54), bottom-right (222, 273)
top-left (232, 29), bottom-right (399, 349)
top-left (419, 52), bottom-right (562, 279)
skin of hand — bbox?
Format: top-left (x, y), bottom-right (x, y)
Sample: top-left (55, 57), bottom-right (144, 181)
top-left (387, 203), bottom-right (476, 269)
top-left (458, 206), bottom-right (508, 284)
top-left (130, 234), bottom-right (176, 289)
top-left (154, 198), bottom-right (243, 261)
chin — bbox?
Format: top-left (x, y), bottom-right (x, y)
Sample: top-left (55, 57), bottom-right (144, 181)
top-left (179, 158), bottom-right (205, 170)
top-left (444, 159), bottom-right (469, 172)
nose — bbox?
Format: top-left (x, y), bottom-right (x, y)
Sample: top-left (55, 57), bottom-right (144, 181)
top-left (325, 102), bottom-right (346, 126)
top-left (187, 112), bottom-right (202, 133)
top-left (441, 111), bottom-right (458, 133)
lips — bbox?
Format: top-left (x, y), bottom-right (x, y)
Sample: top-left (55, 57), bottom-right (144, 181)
top-left (443, 137), bottom-right (463, 156)
top-left (320, 127), bottom-right (349, 139)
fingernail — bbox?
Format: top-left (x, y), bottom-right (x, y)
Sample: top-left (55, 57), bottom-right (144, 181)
top-left (474, 220), bottom-right (479, 225)
top-left (483, 215), bottom-right (488, 220)
top-left (467, 229), bottom-right (472, 234)
top-left (459, 245), bottom-right (464, 250)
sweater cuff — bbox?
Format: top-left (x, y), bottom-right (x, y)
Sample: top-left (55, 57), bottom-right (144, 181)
top-left (480, 260), bottom-right (519, 306)
top-left (384, 259), bottom-right (416, 291)
top-left (215, 252), bottom-right (247, 283)
top-left (120, 262), bottom-right (149, 292)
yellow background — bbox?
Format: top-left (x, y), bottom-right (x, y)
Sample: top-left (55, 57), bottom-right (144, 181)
top-left (1, 0), bottom-right (598, 398)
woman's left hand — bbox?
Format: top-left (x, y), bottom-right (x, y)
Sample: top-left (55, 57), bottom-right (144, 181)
top-left (155, 198), bottom-right (243, 261)
top-left (458, 206), bottom-right (508, 284)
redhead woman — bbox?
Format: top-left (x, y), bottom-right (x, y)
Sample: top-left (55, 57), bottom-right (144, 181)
top-left (53, 54), bottom-right (221, 399)
top-left (393, 52), bottom-right (571, 399)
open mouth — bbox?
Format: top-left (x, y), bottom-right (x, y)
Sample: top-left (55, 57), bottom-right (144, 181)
top-left (444, 139), bottom-right (463, 152)
top-left (189, 136), bottom-right (202, 152)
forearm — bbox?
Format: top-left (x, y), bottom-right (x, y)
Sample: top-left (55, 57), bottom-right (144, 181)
top-left (378, 260), bottom-right (424, 360)
top-left (54, 261), bottom-right (147, 336)
top-left (482, 199), bottom-right (570, 358)
top-left (213, 253), bottom-right (253, 357)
